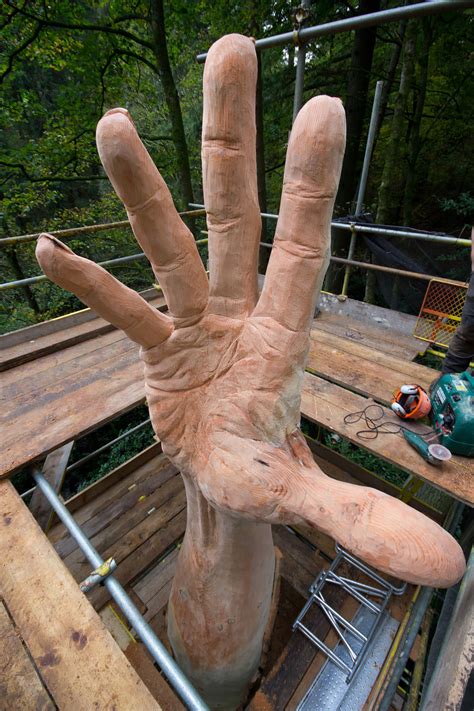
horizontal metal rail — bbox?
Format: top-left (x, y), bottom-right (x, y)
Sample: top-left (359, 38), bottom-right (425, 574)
top-left (0, 209), bottom-right (206, 247)
top-left (31, 468), bottom-right (209, 711)
top-left (190, 204), bottom-right (472, 247)
top-left (329, 256), bottom-right (436, 283)
top-left (66, 419), bottom-right (152, 474)
top-left (3, 237), bottom-right (446, 293)
top-left (0, 239), bottom-right (208, 291)
top-left (334, 221), bottom-right (472, 246)
top-left (196, 1), bottom-right (474, 62)
top-left (21, 419), bottom-right (152, 499)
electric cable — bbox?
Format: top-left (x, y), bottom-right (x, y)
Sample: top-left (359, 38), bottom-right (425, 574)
top-left (343, 404), bottom-right (436, 441)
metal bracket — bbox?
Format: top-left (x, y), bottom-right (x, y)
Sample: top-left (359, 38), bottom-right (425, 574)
top-left (80, 557), bottom-right (117, 593)
top-left (293, 545), bottom-right (406, 681)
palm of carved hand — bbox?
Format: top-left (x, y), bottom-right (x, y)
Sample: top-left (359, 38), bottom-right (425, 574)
top-left (37, 35), bottom-right (464, 587)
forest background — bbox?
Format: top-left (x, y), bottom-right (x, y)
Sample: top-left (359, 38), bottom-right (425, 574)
top-left (1, 0), bottom-right (472, 496)
top-left (1, 0), bottom-right (473, 335)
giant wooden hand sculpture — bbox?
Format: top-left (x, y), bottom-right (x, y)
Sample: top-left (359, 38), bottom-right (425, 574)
top-left (37, 35), bottom-right (465, 709)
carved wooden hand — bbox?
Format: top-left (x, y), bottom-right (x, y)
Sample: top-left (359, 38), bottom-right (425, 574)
top-left (37, 35), bottom-right (464, 590)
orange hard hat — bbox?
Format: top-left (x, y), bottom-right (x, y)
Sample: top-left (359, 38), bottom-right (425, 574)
top-left (391, 384), bottom-right (432, 420)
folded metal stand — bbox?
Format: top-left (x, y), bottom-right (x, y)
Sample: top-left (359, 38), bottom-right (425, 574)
top-left (293, 544), bottom-right (406, 681)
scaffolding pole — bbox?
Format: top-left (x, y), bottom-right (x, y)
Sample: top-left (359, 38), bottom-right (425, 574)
top-left (31, 468), bottom-right (209, 711)
top-left (190, 204), bottom-right (472, 247)
top-left (341, 79), bottom-right (384, 298)
top-left (197, 2), bottom-right (474, 62)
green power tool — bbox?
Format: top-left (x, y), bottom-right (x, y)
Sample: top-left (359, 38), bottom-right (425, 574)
top-left (397, 370), bottom-right (474, 464)
top-left (430, 370), bottom-right (474, 457)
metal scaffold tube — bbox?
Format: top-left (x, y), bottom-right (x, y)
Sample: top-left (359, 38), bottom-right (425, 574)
top-left (31, 468), bottom-right (210, 711)
top-left (341, 79), bottom-right (384, 298)
top-left (0, 238), bottom-right (208, 291)
top-left (0, 209), bottom-right (206, 247)
top-left (189, 204), bottom-right (472, 247)
top-left (197, 2), bottom-right (474, 62)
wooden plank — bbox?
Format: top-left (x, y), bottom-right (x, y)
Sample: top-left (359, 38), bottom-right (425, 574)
top-left (301, 372), bottom-right (474, 505)
top-left (57, 461), bottom-right (177, 561)
top-left (140, 557), bottom-right (178, 622)
top-left (29, 442), bottom-right (74, 531)
top-left (134, 547), bottom-right (179, 609)
top-left (313, 309), bottom-right (423, 361)
top-left (0, 287), bottom-right (162, 367)
top-left (49, 449), bottom-right (155, 546)
top-left (1, 343), bottom-right (146, 477)
top-left (0, 480), bottom-right (160, 710)
top-left (272, 526), bottom-right (327, 598)
top-left (0, 599), bottom-right (55, 710)
top-left (3, 330), bottom-right (136, 404)
top-left (307, 329), bottom-right (434, 405)
top-left (62, 476), bottom-right (185, 583)
top-left (1, 327), bottom-right (128, 394)
top-left (421, 551), bottom-right (474, 710)
top-left (91, 509), bottom-right (186, 611)
top-left (310, 327), bottom-right (433, 380)
top-left (62, 442), bottom-right (162, 516)
top-left (248, 581), bottom-right (346, 710)
top-left (125, 642), bottom-right (185, 711)
top-left (0, 317), bottom-right (115, 371)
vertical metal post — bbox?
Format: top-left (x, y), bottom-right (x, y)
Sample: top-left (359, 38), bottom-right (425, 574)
top-left (292, 1), bottom-right (311, 124)
top-left (31, 468), bottom-right (209, 711)
top-left (340, 80), bottom-right (384, 298)
top-left (355, 80), bottom-right (384, 215)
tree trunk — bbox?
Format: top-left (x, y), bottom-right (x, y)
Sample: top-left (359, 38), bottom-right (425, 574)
top-left (168, 475), bottom-right (275, 710)
top-left (327, 0), bottom-right (380, 294)
top-left (149, 0), bottom-right (194, 209)
top-left (376, 21), bottom-right (416, 226)
top-left (402, 19), bottom-right (433, 226)
top-left (336, 0), bottom-right (381, 213)
top-left (364, 20), bottom-right (406, 305)
top-left (373, 19), bottom-right (407, 150)
top-left (5, 247), bottom-right (41, 313)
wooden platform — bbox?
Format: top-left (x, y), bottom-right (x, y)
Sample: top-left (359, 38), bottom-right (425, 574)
top-left (2, 297), bottom-right (472, 505)
top-left (46, 443), bottom-right (420, 710)
top-left (0, 479), bottom-right (161, 710)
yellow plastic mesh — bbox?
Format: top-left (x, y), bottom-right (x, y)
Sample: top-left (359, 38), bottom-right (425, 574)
top-left (414, 278), bottom-right (468, 347)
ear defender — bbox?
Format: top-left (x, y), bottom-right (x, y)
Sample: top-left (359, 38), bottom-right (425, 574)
top-left (391, 384), bottom-right (432, 420)
top-left (391, 402), bottom-right (407, 417)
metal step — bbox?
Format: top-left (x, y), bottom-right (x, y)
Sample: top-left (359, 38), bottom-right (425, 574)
top-left (297, 606), bottom-right (398, 711)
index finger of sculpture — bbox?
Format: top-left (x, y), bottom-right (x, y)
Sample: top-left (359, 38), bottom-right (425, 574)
top-left (96, 109), bottom-right (208, 322)
top-left (254, 96), bottom-right (346, 332)
top-left (202, 34), bottom-right (261, 318)
top-left (36, 234), bottom-right (172, 348)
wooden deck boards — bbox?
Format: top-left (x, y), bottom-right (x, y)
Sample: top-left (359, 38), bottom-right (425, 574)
top-left (312, 311), bottom-right (422, 361)
top-left (0, 599), bottom-right (55, 710)
top-left (0, 480), bottom-right (160, 710)
top-left (2, 300), bottom-right (472, 505)
top-left (307, 326), bottom-right (435, 405)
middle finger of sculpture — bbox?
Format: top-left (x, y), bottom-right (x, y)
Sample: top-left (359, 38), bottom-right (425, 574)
top-left (36, 34), bottom-right (465, 710)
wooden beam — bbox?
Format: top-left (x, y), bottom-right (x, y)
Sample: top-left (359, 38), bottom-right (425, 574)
top-left (0, 599), bottom-right (54, 710)
top-left (0, 480), bottom-right (160, 710)
top-left (421, 549), bottom-right (474, 710)
top-left (29, 442), bottom-right (74, 531)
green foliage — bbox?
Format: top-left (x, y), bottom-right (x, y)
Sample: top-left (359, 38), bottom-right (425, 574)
top-left (440, 192), bottom-right (474, 221)
top-left (321, 431), bottom-right (409, 488)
